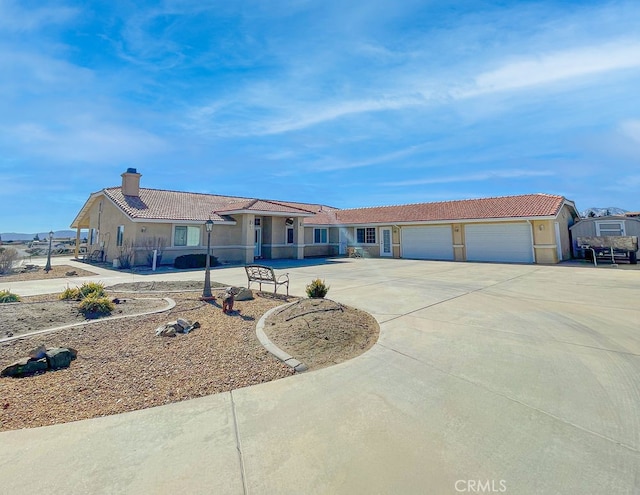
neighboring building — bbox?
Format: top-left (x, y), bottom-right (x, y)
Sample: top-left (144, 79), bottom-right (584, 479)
top-left (70, 169), bottom-right (580, 266)
top-left (569, 215), bottom-right (640, 258)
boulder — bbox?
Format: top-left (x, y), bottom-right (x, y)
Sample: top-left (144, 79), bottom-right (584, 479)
top-left (234, 287), bottom-right (253, 301)
top-left (1, 357), bottom-right (48, 377)
top-left (155, 319), bottom-right (200, 336)
top-left (155, 325), bottom-right (177, 337)
top-left (175, 318), bottom-right (191, 331)
top-left (45, 348), bottom-right (77, 370)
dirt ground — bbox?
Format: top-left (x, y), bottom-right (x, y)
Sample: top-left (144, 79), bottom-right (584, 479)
top-left (263, 298), bottom-right (379, 370)
top-left (0, 264), bottom-right (97, 283)
top-left (0, 281), bottom-right (379, 431)
top-left (0, 296), bottom-right (169, 339)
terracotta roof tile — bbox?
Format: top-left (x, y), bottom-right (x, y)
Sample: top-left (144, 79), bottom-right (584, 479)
top-left (305, 194), bottom-right (567, 225)
top-left (104, 188), bottom-right (324, 222)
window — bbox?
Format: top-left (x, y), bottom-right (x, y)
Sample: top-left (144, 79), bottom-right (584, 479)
top-left (116, 225), bottom-right (124, 247)
top-left (89, 228), bottom-right (95, 245)
top-left (314, 228), bottom-right (328, 244)
top-left (174, 226), bottom-right (201, 246)
top-left (356, 227), bottom-right (376, 244)
top-left (254, 218), bottom-right (261, 226)
top-left (596, 221), bottom-right (625, 236)
top-left (287, 227), bottom-right (294, 244)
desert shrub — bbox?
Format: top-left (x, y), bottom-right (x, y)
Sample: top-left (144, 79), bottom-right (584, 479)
top-left (59, 286), bottom-right (80, 300)
top-left (174, 254), bottom-right (219, 269)
top-left (306, 279), bottom-right (329, 298)
top-left (0, 247), bottom-right (20, 275)
top-left (78, 282), bottom-right (106, 299)
top-left (0, 289), bottom-right (20, 303)
top-left (116, 239), bottom-right (134, 269)
top-left (139, 236), bottom-right (168, 266)
top-left (78, 294), bottom-right (114, 317)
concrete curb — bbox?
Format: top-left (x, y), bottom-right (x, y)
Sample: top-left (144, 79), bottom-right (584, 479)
top-left (256, 303), bottom-right (308, 372)
top-left (0, 297), bottom-right (176, 344)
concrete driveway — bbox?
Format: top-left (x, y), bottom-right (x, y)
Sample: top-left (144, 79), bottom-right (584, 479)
top-left (1, 258), bottom-right (639, 494)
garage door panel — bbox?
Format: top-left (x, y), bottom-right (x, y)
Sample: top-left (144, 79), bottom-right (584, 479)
top-left (402, 226), bottom-right (454, 260)
top-left (465, 223), bottom-right (533, 263)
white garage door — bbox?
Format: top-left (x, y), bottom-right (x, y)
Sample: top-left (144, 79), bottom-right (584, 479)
top-left (465, 223), bottom-right (533, 263)
top-left (402, 226), bottom-right (454, 260)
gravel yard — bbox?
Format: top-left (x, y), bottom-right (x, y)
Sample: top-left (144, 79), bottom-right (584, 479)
top-left (0, 282), bottom-right (379, 431)
top-left (0, 264), bottom-right (97, 283)
top-left (0, 285), bottom-right (294, 431)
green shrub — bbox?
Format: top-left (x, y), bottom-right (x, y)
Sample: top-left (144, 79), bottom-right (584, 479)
top-left (78, 282), bottom-right (106, 299)
top-left (59, 286), bottom-right (80, 300)
top-left (78, 294), bottom-right (114, 317)
top-left (0, 289), bottom-right (20, 303)
top-left (174, 254), bottom-right (219, 269)
top-left (306, 279), bottom-right (329, 298)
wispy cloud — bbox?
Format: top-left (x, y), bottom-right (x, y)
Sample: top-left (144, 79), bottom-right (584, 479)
top-left (383, 169), bottom-right (556, 187)
top-left (0, 0), bottom-right (77, 32)
top-left (1, 121), bottom-right (168, 164)
top-left (458, 40), bottom-right (640, 98)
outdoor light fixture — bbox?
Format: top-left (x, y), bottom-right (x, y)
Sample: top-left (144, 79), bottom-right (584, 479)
top-left (201, 219), bottom-right (215, 300)
top-left (44, 230), bottom-right (54, 273)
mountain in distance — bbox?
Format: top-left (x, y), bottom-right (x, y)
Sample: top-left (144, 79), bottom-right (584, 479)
top-left (0, 230), bottom-right (79, 242)
top-left (580, 207), bottom-right (628, 218)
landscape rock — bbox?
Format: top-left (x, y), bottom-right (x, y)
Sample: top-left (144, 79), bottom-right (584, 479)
top-left (1, 357), bottom-right (48, 377)
top-left (45, 347), bottom-right (77, 370)
top-left (233, 287), bottom-right (253, 301)
top-left (155, 318), bottom-right (200, 337)
top-left (155, 324), bottom-right (177, 337)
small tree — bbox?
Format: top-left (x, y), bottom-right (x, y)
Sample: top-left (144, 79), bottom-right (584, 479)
top-left (0, 247), bottom-right (20, 275)
top-left (306, 279), bottom-right (329, 298)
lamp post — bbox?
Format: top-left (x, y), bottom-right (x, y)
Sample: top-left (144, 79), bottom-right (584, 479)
top-left (201, 219), bottom-right (214, 300)
top-left (44, 230), bottom-right (54, 273)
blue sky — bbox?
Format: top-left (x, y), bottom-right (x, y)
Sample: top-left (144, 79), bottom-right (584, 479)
top-left (1, 0), bottom-right (640, 232)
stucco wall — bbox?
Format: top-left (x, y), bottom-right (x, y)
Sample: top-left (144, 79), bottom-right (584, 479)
top-left (85, 197), bottom-right (134, 263)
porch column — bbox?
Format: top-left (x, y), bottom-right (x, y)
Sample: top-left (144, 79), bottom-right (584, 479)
top-left (241, 214), bottom-right (255, 264)
top-left (74, 228), bottom-right (81, 259)
top-left (294, 218), bottom-right (304, 260)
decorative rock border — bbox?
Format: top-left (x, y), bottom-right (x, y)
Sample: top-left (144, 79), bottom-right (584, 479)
top-left (255, 302), bottom-right (308, 372)
top-left (0, 298), bottom-right (176, 344)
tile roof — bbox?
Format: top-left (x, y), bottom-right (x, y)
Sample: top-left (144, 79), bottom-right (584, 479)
top-left (305, 194), bottom-right (568, 225)
top-left (103, 188), bottom-right (323, 222)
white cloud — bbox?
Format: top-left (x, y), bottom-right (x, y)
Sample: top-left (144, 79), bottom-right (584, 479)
top-left (2, 121), bottom-right (168, 164)
top-left (459, 40), bottom-right (640, 97)
top-left (620, 120), bottom-right (640, 143)
top-left (0, 1), bottom-right (77, 32)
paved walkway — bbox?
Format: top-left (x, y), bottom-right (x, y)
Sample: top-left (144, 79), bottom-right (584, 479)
top-left (1, 258), bottom-right (639, 494)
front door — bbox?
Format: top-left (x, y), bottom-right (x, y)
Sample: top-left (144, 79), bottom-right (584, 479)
top-left (380, 227), bottom-right (392, 257)
top-left (254, 227), bottom-right (262, 258)
top-left (339, 229), bottom-right (348, 255)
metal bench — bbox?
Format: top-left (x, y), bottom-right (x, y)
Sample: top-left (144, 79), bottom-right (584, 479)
top-left (245, 264), bottom-right (289, 295)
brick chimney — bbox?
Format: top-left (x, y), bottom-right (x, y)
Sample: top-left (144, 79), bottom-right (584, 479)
top-left (121, 168), bottom-right (141, 197)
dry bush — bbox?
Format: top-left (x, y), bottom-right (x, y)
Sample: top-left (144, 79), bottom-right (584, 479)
top-left (0, 247), bottom-right (20, 274)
